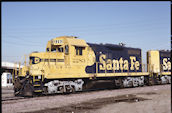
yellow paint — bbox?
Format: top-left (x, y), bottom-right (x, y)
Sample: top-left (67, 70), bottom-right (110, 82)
top-left (147, 50), bottom-right (160, 73)
top-left (161, 72), bottom-right (171, 75)
top-left (20, 66), bottom-right (29, 77)
top-left (19, 36), bottom-right (95, 79)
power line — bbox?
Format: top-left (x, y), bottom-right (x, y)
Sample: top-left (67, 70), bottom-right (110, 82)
top-left (4, 17), bottom-right (168, 31)
top-left (3, 22), bottom-right (168, 41)
top-left (2, 56), bottom-right (22, 57)
top-left (3, 20), bottom-right (168, 34)
top-left (3, 35), bottom-right (42, 44)
top-left (2, 39), bottom-right (43, 47)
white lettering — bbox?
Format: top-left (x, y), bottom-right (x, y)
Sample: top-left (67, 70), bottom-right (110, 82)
top-left (163, 58), bottom-right (171, 71)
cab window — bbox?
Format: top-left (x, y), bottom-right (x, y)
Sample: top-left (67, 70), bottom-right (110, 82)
top-left (57, 47), bottom-right (64, 52)
top-left (47, 48), bottom-right (50, 52)
top-left (51, 48), bottom-right (57, 52)
top-left (65, 45), bottom-right (69, 54)
top-left (51, 46), bottom-right (64, 52)
top-left (75, 46), bottom-right (84, 55)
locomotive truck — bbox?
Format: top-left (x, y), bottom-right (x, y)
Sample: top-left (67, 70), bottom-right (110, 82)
top-left (13, 36), bottom-right (171, 96)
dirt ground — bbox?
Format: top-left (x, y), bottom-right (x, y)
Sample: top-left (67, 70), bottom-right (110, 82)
top-left (1, 86), bottom-right (14, 98)
top-left (2, 84), bottom-right (171, 113)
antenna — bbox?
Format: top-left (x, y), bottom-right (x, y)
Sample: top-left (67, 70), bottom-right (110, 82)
top-left (119, 43), bottom-right (126, 46)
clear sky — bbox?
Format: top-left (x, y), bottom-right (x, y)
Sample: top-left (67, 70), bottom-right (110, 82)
top-left (2, 1), bottom-right (171, 65)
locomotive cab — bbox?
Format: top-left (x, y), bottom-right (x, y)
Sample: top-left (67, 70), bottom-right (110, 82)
top-left (28, 36), bottom-right (95, 79)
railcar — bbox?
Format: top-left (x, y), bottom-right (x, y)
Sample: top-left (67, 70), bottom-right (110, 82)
top-left (147, 50), bottom-right (171, 84)
top-left (13, 36), bottom-right (171, 96)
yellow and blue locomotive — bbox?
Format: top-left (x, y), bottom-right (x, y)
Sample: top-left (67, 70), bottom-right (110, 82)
top-left (13, 36), bottom-right (171, 96)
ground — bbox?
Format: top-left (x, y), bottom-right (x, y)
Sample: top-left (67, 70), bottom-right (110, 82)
top-left (2, 84), bottom-right (171, 113)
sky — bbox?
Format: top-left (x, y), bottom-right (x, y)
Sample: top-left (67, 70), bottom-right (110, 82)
top-left (2, 1), bottom-right (171, 65)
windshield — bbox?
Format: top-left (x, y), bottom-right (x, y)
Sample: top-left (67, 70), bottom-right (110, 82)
top-left (51, 46), bottom-right (64, 52)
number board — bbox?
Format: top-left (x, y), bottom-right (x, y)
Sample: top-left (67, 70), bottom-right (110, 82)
top-left (51, 40), bottom-right (63, 45)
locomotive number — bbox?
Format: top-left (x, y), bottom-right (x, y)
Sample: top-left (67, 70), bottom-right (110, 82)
top-left (52, 40), bottom-right (63, 44)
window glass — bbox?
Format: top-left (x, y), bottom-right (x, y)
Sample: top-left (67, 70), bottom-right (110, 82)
top-left (50, 46), bottom-right (64, 53)
top-left (51, 48), bottom-right (56, 52)
top-left (58, 47), bottom-right (63, 52)
top-left (47, 48), bottom-right (49, 52)
top-left (79, 48), bottom-right (82, 55)
top-left (65, 45), bottom-right (69, 54)
top-left (76, 48), bottom-right (78, 55)
top-left (75, 46), bottom-right (84, 55)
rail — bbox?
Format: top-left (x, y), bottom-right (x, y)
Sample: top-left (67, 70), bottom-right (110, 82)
top-left (2, 96), bottom-right (26, 101)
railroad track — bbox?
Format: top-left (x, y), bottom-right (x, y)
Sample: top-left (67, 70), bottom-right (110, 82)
top-left (2, 96), bottom-right (27, 101)
top-left (2, 84), bottom-right (170, 102)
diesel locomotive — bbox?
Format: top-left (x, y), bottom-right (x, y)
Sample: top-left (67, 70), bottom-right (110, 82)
top-left (13, 36), bottom-right (171, 96)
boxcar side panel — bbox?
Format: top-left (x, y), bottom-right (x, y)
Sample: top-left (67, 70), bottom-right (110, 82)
top-left (86, 43), bottom-right (142, 74)
top-left (159, 51), bottom-right (171, 72)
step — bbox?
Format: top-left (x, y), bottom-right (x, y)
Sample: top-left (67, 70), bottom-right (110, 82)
top-left (33, 84), bottom-right (41, 86)
top-left (34, 90), bottom-right (43, 92)
top-left (34, 79), bottom-right (41, 82)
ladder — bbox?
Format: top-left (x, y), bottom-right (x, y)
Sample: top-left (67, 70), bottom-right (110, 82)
top-left (32, 75), bottom-right (44, 93)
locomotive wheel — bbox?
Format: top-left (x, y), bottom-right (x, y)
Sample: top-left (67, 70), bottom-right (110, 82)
top-left (71, 86), bottom-right (76, 93)
top-left (59, 86), bottom-right (64, 93)
top-left (114, 78), bottom-right (124, 88)
top-left (144, 76), bottom-right (149, 86)
top-left (149, 75), bottom-right (158, 85)
top-left (42, 87), bottom-right (48, 95)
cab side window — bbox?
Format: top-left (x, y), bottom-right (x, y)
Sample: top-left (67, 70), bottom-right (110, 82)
top-left (47, 48), bottom-right (50, 52)
top-left (65, 45), bottom-right (69, 54)
top-left (75, 46), bottom-right (84, 55)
